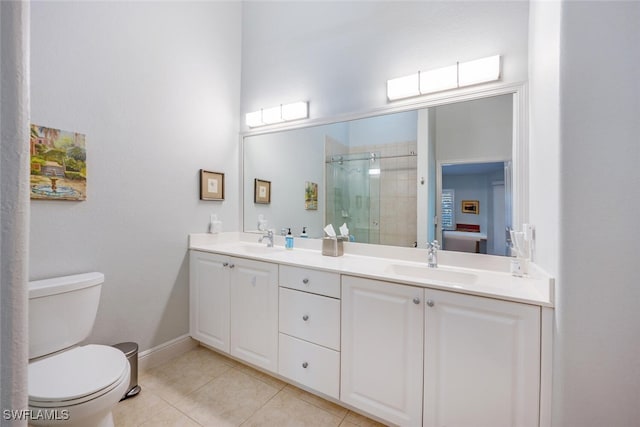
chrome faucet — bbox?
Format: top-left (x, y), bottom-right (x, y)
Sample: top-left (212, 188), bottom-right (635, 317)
top-left (427, 240), bottom-right (440, 268)
top-left (258, 229), bottom-right (274, 247)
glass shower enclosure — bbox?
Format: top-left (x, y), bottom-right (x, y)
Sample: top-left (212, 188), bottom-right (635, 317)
top-left (325, 152), bottom-right (381, 244)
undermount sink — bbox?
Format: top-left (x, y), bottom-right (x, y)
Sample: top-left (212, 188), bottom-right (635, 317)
top-left (385, 264), bottom-right (478, 285)
top-left (235, 243), bottom-right (285, 255)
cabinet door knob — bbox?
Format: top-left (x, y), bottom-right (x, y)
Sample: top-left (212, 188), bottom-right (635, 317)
top-left (222, 262), bottom-right (229, 267)
top-left (413, 297), bottom-right (420, 305)
top-left (302, 278), bottom-right (309, 284)
top-left (302, 362), bottom-right (308, 369)
top-left (426, 299), bottom-right (435, 307)
top-left (229, 264), bottom-right (235, 269)
top-left (302, 315), bottom-right (309, 321)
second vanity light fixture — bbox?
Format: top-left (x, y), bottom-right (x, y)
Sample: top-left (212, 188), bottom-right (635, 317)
top-left (246, 101), bottom-right (309, 128)
top-left (387, 55), bottom-right (501, 101)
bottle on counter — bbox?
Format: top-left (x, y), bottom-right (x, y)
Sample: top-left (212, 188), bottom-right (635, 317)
top-left (285, 228), bottom-right (294, 250)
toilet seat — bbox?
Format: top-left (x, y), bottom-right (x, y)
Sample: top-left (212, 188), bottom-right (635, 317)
top-left (29, 344), bottom-right (129, 407)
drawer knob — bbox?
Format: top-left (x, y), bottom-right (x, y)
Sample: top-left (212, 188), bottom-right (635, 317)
top-left (302, 315), bottom-right (309, 321)
top-left (302, 278), bottom-right (309, 284)
top-left (302, 362), bottom-right (308, 369)
top-left (426, 299), bottom-right (435, 307)
top-left (413, 297), bottom-right (420, 305)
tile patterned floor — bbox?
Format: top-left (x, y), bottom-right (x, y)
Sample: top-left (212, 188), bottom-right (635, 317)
top-left (113, 346), bottom-right (387, 427)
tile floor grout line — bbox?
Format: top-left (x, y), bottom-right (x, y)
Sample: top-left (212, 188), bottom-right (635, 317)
top-left (237, 385), bottom-right (285, 427)
top-left (139, 362), bottom-right (234, 426)
top-left (167, 402), bottom-right (206, 427)
top-left (232, 364), bottom-right (288, 391)
top-left (280, 385), bottom-right (350, 423)
top-left (162, 376), bottom-right (217, 427)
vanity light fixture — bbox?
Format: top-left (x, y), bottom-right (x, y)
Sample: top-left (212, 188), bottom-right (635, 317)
top-left (458, 55), bottom-right (501, 87)
top-left (386, 55), bottom-right (501, 101)
top-left (419, 64), bottom-right (458, 95)
top-left (245, 101), bottom-right (309, 128)
top-left (386, 73), bottom-right (420, 101)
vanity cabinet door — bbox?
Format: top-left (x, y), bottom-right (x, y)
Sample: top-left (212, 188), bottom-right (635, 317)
top-left (423, 289), bottom-right (540, 427)
top-left (189, 251), bottom-right (230, 353)
top-left (229, 257), bottom-right (279, 373)
top-left (341, 275), bottom-right (424, 427)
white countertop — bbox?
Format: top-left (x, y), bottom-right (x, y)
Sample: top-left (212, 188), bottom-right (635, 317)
top-left (189, 233), bottom-right (554, 307)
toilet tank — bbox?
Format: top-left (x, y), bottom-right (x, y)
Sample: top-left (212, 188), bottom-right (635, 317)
top-left (29, 272), bottom-right (105, 359)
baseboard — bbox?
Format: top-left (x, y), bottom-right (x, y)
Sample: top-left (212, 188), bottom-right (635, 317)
top-left (138, 334), bottom-right (198, 372)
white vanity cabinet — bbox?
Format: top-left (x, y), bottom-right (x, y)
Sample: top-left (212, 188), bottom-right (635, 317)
top-left (341, 275), bottom-right (541, 427)
top-left (278, 266), bottom-right (341, 399)
top-left (189, 251), bottom-right (230, 353)
top-left (229, 257), bottom-right (279, 373)
top-left (189, 239), bottom-right (551, 427)
top-left (189, 250), bottom-right (279, 373)
top-left (423, 288), bottom-right (540, 427)
top-left (341, 275), bottom-right (425, 426)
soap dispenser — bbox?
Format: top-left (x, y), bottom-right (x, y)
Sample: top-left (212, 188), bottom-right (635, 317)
top-left (300, 227), bottom-right (308, 238)
top-left (285, 228), bottom-right (294, 250)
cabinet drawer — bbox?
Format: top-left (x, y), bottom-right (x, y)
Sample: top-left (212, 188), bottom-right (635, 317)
top-left (279, 265), bottom-right (340, 298)
top-left (278, 333), bottom-right (340, 399)
top-left (279, 288), bottom-right (340, 350)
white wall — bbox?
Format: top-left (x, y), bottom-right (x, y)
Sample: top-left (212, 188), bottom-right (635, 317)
top-left (552, 2), bottom-right (640, 426)
top-left (434, 94), bottom-right (513, 163)
top-left (241, 1), bottom-right (529, 128)
top-left (527, 3), bottom-right (560, 424)
top-left (528, 0), bottom-right (561, 274)
top-left (30, 1), bottom-right (242, 351)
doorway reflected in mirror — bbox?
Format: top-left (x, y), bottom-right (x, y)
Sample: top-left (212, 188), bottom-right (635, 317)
top-left (440, 161), bottom-right (511, 256)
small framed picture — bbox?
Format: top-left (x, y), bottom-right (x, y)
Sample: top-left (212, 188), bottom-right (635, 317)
top-left (254, 179), bottom-right (271, 204)
top-left (305, 181), bottom-right (318, 210)
top-left (200, 169), bottom-right (224, 201)
top-left (461, 200), bottom-right (479, 215)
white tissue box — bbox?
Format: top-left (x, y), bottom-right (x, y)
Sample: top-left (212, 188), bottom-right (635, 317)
top-left (322, 237), bottom-right (346, 257)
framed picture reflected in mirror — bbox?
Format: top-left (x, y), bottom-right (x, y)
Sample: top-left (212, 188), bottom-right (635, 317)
top-left (461, 200), bottom-right (479, 215)
top-left (254, 179), bottom-right (271, 204)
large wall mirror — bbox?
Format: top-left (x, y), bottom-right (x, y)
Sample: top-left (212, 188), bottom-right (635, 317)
top-left (242, 85), bottom-right (527, 256)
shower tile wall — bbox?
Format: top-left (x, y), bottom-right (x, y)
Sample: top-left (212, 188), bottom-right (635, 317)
top-left (351, 141), bottom-right (417, 247)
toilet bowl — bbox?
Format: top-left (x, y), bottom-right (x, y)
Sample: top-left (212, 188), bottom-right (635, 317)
top-left (28, 273), bottom-right (130, 427)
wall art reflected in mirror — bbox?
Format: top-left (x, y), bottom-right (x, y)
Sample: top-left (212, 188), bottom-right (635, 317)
top-left (243, 88), bottom-right (523, 256)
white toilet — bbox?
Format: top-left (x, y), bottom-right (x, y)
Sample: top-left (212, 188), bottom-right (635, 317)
top-left (28, 272), bottom-right (130, 427)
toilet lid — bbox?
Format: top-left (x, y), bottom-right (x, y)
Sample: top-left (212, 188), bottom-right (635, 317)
top-left (29, 345), bottom-right (128, 403)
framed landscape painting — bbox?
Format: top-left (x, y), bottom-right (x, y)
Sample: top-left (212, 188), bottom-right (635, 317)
top-left (305, 181), bottom-right (318, 210)
top-left (29, 124), bottom-right (87, 201)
